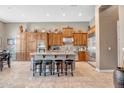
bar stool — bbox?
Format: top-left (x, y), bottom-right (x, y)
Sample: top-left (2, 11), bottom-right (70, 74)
top-left (64, 55), bottom-right (75, 76)
top-left (53, 55), bottom-right (66, 77)
top-left (0, 52), bottom-right (11, 71)
top-left (0, 57), bottom-right (3, 71)
top-left (42, 55), bottom-right (54, 76)
top-left (32, 55), bottom-right (43, 76)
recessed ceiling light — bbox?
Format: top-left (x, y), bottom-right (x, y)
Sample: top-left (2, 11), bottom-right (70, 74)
top-left (62, 13), bottom-right (66, 16)
top-left (78, 13), bottom-right (82, 16)
top-left (46, 13), bottom-right (50, 17)
top-left (22, 14), bottom-right (25, 17)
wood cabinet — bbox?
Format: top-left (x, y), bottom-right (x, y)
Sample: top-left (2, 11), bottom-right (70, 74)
top-left (48, 33), bottom-right (62, 46)
top-left (16, 32), bottom-right (28, 61)
top-left (73, 33), bottom-right (87, 46)
top-left (73, 33), bottom-right (83, 46)
top-left (78, 51), bottom-right (87, 61)
top-left (63, 27), bottom-right (73, 37)
top-left (27, 32), bottom-right (37, 53)
top-left (82, 33), bottom-right (88, 46)
top-left (16, 52), bottom-right (27, 61)
top-left (16, 32), bottom-right (48, 61)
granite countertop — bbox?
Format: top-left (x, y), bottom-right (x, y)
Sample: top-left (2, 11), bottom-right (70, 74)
top-left (30, 51), bottom-right (76, 56)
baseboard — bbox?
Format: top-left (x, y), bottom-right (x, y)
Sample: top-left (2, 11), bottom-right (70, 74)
top-left (96, 68), bottom-right (114, 72)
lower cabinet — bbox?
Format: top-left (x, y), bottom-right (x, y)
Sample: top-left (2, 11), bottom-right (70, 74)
top-left (16, 52), bottom-right (27, 61)
top-left (16, 52), bottom-right (32, 61)
top-left (78, 51), bottom-right (87, 61)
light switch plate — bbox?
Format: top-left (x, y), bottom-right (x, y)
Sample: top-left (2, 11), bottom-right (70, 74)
top-left (108, 47), bottom-right (111, 51)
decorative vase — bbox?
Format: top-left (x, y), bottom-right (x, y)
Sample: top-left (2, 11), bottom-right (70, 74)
top-left (113, 67), bottom-right (124, 88)
top-left (19, 25), bottom-right (24, 33)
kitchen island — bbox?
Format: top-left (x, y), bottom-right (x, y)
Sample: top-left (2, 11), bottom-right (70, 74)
top-left (30, 51), bottom-right (75, 56)
top-left (30, 51), bottom-right (76, 76)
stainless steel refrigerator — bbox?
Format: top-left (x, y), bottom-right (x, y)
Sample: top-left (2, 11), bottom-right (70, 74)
top-left (88, 33), bottom-right (96, 62)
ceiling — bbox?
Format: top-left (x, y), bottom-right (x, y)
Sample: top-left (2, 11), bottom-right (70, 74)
top-left (0, 5), bottom-right (95, 23)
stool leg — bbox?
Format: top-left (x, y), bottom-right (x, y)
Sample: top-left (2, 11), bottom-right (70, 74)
top-left (7, 57), bottom-right (11, 68)
top-left (57, 63), bottom-right (60, 77)
top-left (0, 62), bottom-right (3, 71)
top-left (65, 63), bottom-right (67, 76)
top-left (71, 63), bottom-right (73, 76)
top-left (50, 63), bottom-right (52, 75)
top-left (33, 64), bottom-right (35, 76)
top-left (41, 63), bottom-right (42, 73)
top-left (0, 67), bottom-right (2, 71)
top-left (43, 64), bottom-right (46, 76)
top-left (53, 63), bottom-right (55, 75)
top-left (61, 62), bottom-right (63, 74)
top-left (39, 63), bottom-right (42, 76)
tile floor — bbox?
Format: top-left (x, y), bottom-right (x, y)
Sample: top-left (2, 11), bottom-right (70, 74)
top-left (0, 61), bottom-right (114, 88)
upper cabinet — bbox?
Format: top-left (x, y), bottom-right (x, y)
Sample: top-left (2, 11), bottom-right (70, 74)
top-left (26, 32), bottom-right (48, 52)
top-left (62, 27), bottom-right (74, 37)
top-left (73, 33), bottom-right (83, 46)
top-left (16, 32), bottom-right (48, 61)
top-left (73, 33), bottom-right (87, 46)
top-left (48, 33), bottom-right (63, 46)
top-left (16, 32), bottom-right (27, 52)
top-left (82, 33), bottom-right (88, 46)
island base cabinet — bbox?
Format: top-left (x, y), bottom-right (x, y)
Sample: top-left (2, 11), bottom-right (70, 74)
top-left (78, 51), bottom-right (87, 61)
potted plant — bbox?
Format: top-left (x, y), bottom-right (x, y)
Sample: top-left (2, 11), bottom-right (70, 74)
top-left (113, 48), bottom-right (124, 88)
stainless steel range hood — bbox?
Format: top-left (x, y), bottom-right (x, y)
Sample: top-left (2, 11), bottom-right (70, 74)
top-left (63, 38), bottom-right (74, 44)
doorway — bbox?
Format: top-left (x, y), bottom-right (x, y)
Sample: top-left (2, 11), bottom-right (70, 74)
top-left (95, 5), bottom-right (119, 71)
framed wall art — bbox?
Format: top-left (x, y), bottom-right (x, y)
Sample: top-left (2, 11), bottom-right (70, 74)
top-left (7, 38), bottom-right (16, 45)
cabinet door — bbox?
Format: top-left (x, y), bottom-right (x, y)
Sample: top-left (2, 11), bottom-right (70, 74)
top-left (16, 34), bottom-right (21, 51)
top-left (48, 33), bottom-right (62, 46)
top-left (16, 52), bottom-right (21, 61)
top-left (26, 32), bottom-right (31, 52)
top-left (58, 33), bottom-right (62, 45)
top-left (16, 32), bottom-right (27, 52)
top-left (52, 34), bottom-right (56, 45)
top-left (73, 33), bottom-right (83, 46)
top-left (48, 33), bottom-right (53, 46)
top-left (20, 33), bottom-right (27, 51)
top-left (63, 28), bottom-right (73, 37)
top-left (73, 34), bottom-right (77, 45)
top-left (80, 34), bottom-right (84, 45)
top-left (36, 32), bottom-right (42, 40)
top-left (53, 33), bottom-right (62, 45)
top-left (78, 51), bottom-right (87, 61)
top-left (82, 33), bottom-right (87, 45)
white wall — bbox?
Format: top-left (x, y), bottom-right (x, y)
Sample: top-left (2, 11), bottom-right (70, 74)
top-left (118, 6), bottom-right (124, 66)
top-left (0, 21), bottom-right (5, 50)
top-left (29, 22), bottom-right (89, 32)
top-left (4, 22), bottom-right (89, 48)
top-left (89, 17), bottom-right (95, 27)
top-left (95, 6), bottom-right (101, 70)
